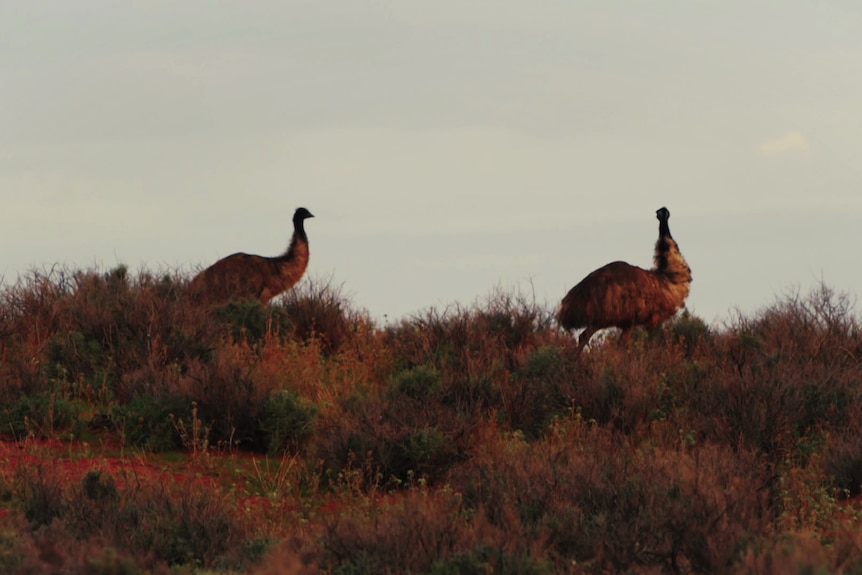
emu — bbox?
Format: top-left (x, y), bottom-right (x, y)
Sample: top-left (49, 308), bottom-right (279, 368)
top-left (557, 207), bottom-right (691, 349)
top-left (190, 207), bottom-right (314, 305)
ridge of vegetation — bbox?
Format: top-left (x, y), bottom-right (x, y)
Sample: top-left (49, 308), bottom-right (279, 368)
top-left (1, 265), bottom-right (862, 573)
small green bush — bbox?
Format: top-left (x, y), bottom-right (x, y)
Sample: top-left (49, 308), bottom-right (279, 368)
top-left (44, 330), bottom-right (107, 384)
top-left (259, 390), bottom-right (319, 456)
top-left (388, 365), bottom-right (443, 400)
top-left (394, 426), bottom-right (456, 478)
top-left (18, 462), bottom-right (67, 528)
top-left (115, 393), bottom-right (192, 451)
top-left (0, 392), bottom-right (78, 439)
top-left (214, 298), bottom-right (292, 343)
top-left (497, 346), bottom-right (580, 438)
top-left (82, 470), bottom-right (119, 502)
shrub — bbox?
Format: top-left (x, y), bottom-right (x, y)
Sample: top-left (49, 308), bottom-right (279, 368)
top-left (320, 489), bottom-right (470, 574)
top-left (115, 393), bottom-right (192, 451)
top-left (116, 481), bottom-right (246, 567)
top-left (258, 390), bottom-right (319, 456)
top-left (0, 392), bottom-right (78, 440)
top-left (387, 365), bottom-right (443, 401)
top-left (686, 287), bottom-right (862, 462)
top-left (429, 547), bottom-right (550, 575)
top-left (17, 461), bottom-right (68, 528)
top-left (500, 345), bottom-right (581, 438)
top-left (668, 309), bottom-right (711, 356)
top-left (214, 298), bottom-right (292, 344)
top-left (384, 287), bottom-right (551, 376)
top-left (279, 275), bottom-right (364, 354)
top-left (390, 426), bottom-right (458, 479)
top-left (5, 459), bottom-right (257, 570)
top-left (317, 367), bottom-right (470, 484)
top-left (44, 330), bottom-right (109, 387)
top-left (823, 409), bottom-right (862, 497)
top-left (476, 423), bottom-right (759, 567)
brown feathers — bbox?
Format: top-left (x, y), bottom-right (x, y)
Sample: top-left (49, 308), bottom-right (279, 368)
top-left (190, 207), bottom-right (314, 305)
top-left (557, 207), bottom-right (692, 348)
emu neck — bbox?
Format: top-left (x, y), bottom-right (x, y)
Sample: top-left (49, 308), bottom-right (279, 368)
top-left (653, 216), bottom-right (673, 272)
top-left (659, 218), bottom-right (671, 240)
top-left (653, 236), bottom-right (691, 283)
top-left (279, 219), bottom-right (309, 259)
top-left (293, 218), bottom-right (308, 244)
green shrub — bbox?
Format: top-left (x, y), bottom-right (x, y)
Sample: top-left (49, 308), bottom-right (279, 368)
top-left (44, 330), bottom-right (108, 385)
top-left (0, 392), bottom-right (78, 439)
top-left (498, 346), bottom-right (581, 439)
top-left (394, 426), bottom-right (456, 478)
top-left (388, 365), bottom-right (443, 400)
top-left (18, 461), bottom-right (67, 528)
top-left (214, 298), bottom-right (292, 343)
top-left (115, 393), bottom-right (192, 451)
top-left (824, 418), bottom-right (862, 497)
top-left (259, 390), bottom-right (319, 456)
top-left (669, 309), bottom-right (710, 354)
top-left (82, 470), bottom-right (119, 502)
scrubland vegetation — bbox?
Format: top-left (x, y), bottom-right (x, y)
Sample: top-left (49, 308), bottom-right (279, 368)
top-left (1, 265), bottom-right (862, 573)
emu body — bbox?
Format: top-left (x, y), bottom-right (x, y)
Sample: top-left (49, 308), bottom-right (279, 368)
top-left (557, 207), bottom-right (691, 348)
top-left (190, 207), bottom-right (314, 305)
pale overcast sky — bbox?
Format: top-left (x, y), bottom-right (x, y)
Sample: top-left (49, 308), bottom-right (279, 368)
top-left (2, 2), bottom-right (861, 324)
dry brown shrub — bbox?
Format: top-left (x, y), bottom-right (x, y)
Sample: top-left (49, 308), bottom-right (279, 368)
top-left (318, 486), bottom-right (543, 574)
top-left (320, 488), bottom-right (467, 572)
top-left (450, 417), bottom-right (773, 573)
top-left (822, 403), bottom-right (862, 497)
top-left (384, 287), bottom-right (553, 374)
top-left (0, 520), bottom-right (170, 575)
top-left (251, 543), bottom-right (319, 575)
top-left (314, 365), bottom-right (474, 485)
top-left (496, 344), bottom-right (584, 438)
top-left (5, 453), bottom-right (259, 570)
top-left (567, 336), bottom-right (692, 440)
top-left (0, 268), bottom-right (77, 398)
top-left (736, 525), bottom-right (862, 575)
top-left (681, 287), bottom-right (862, 464)
top-left (278, 274), bottom-right (370, 355)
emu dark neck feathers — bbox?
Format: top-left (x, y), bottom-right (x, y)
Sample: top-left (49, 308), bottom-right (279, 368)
top-left (653, 237), bottom-right (672, 272)
top-left (277, 216), bottom-right (309, 260)
top-left (653, 215), bottom-right (673, 272)
top-left (293, 217), bottom-right (309, 244)
top-left (653, 209), bottom-right (674, 272)
top-left (658, 218), bottom-right (671, 241)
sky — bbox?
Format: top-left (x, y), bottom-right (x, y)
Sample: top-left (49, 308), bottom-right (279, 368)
top-left (2, 2), bottom-right (861, 326)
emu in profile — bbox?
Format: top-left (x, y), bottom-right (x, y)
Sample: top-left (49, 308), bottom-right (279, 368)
top-left (190, 207), bottom-right (314, 305)
top-left (557, 207), bottom-right (691, 349)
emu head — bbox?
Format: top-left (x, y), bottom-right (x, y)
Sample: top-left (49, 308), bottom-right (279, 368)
top-left (293, 207), bottom-right (314, 223)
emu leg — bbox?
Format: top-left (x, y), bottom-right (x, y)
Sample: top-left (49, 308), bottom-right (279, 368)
top-left (578, 328), bottom-right (596, 350)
